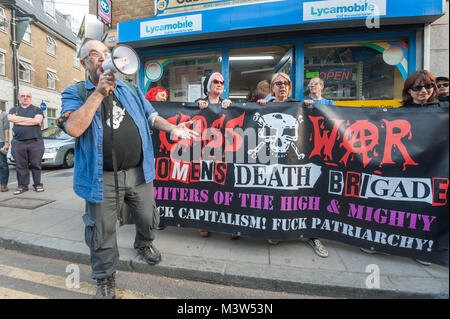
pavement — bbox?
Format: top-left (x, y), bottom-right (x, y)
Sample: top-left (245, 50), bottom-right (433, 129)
top-left (0, 168), bottom-right (448, 299)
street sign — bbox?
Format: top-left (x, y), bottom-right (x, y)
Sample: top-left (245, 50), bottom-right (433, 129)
top-left (97, 0), bottom-right (112, 27)
top-left (40, 101), bottom-right (47, 111)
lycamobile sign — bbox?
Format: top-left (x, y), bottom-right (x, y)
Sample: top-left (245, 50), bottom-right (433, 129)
top-left (140, 14), bottom-right (202, 38)
top-left (303, 0), bottom-right (386, 21)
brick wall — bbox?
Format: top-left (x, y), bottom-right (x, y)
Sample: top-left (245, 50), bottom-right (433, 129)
top-left (89, 0), bottom-right (155, 28)
top-left (17, 24), bottom-right (85, 92)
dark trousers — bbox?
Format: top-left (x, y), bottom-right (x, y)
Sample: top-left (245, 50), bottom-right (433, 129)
top-left (83, 166), bottom-right (159, 280)
top-left (0, 142), bottom-right (9, 186)
top-left (11, 139), bottom-right (44, 189)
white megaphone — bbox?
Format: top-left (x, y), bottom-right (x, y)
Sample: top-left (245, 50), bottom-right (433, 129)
top-left (98, 44), bottom-right (140, 76)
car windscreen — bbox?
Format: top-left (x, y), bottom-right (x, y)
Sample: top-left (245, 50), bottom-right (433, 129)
top-left (41, 127), bottom-right (71, 140)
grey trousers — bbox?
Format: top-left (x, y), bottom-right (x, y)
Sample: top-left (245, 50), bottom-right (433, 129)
top-left (83, 166), bottom-right (159, 280)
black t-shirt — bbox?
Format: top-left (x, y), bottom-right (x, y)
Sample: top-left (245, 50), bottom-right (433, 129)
top-left (9, 105), bottom-right (44, 141)
top-left (102, 95), bottom-right (143, 171)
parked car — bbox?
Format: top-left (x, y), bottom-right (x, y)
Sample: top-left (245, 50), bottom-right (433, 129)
top-left (7, 126), bottom-right (75, 168)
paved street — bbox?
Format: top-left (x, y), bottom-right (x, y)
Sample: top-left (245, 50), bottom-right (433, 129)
top-left (0, 166), bottom-right (448, 299)
top-left (0, 248), bottom-right (328, 299)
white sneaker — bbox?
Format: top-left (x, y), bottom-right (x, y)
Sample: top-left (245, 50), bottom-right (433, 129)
top-left (308, 239), bottom-right (328, 258)
top-left (360, 247), bottom-right (390, 256)
top-left (415, 259), bottom-right (431, 266)
top-left (360, 247), bottom-right (378, 254)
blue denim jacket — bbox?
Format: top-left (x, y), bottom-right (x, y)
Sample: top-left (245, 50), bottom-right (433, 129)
top-left (60, 78), bottom-right (158, 203)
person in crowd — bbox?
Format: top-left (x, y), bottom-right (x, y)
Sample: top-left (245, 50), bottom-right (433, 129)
top-left (8, 91), bottom-right (45, 195)
top-left (146, 87), bottom-right (169, 231)
top-left (196, 72), bottom-right (237, 239)
top-left (303, 77), bottom-right (335, 106)
top-left (146, 86), bottom-right (168, 102)
top-left (257, 72), bottom-right (299, 105)
top-left (258, 73), bottom-right (328, 258)
top-left (0, 108), bottom-right (10, 192)
top-left (196, 72), bottom-right (231, 110)
top-left (435, 76), bottom-right (449, 102)
top-left (401, 70), bottom-right (448, 108)
top-left (250, 80), bottom-right (271, 102)
top-left (59, 40), bottom-right (198, 299)
top-left (360, 69), bottom-right (447, 266)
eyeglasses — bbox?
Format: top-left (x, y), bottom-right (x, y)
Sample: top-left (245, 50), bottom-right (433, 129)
top-left (437, 83), bottom-right (449, 88)
top-left (274, 81), bottom-right (290, 87)
top-left (212, 79), bottom-right (224, 85)
top-left (86, 51), bottom-right (112, 59)
top-left (410, 83), bottom-right (434, 91)
top-left (308, 82), bottom-right (321, 87)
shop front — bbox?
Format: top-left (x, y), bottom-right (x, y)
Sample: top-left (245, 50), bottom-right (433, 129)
top-left (117, 0), bottom-right (445, 104)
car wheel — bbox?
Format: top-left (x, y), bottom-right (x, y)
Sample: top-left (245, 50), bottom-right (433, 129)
top-left (63, 150), bottom-right (74, 168)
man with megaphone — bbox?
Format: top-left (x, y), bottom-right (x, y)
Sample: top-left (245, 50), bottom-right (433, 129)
top-left (59, 40), bottom-right (198, 299)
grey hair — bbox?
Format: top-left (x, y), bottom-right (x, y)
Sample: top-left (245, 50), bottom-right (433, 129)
top-left (79, 39), bottom-right (104, 59)
top-left (309, 76), bottom-right (324, 86)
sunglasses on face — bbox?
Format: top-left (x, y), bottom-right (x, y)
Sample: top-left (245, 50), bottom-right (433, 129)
top-left (212, 79), bottom-right (224, 85)
top-left (437, 83), bottom-right (449, 88)
top-left (410, 83), bottom-right (434, 92)
top-left (274, 81), bottom-right (290, 87)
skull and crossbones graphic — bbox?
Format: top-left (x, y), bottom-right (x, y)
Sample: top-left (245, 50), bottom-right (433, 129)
top-left (106, 100), bottom-right (126, 130)
top-left (248, 112), bottom-right (305, 160)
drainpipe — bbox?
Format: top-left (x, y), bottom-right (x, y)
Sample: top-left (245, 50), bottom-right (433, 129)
top-left (10, 7), bottom-right (20, 109)
top-left (423, 23), bottom-right (431, 71)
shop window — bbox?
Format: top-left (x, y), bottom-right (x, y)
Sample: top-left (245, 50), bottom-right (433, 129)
top-left (0, 51), bottom-right (5, 76)
top-left (304, 40), bottom-right (407, 101)
top-left (229, 45), bottom-right (293, 103)
top-left (144, 52), bottom-right (221, 102)
top-left (19, 60), bottom-right (35, 82)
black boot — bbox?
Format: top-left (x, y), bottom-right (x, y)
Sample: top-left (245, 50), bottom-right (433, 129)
top-left (94, 273), bottom-right (116, 299)
top-left (137, 243), bottom-right (161, 265)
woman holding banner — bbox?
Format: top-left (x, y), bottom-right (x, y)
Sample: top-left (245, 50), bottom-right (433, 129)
top-left (401, 70), bottom-right (448, 108)
top-left (196, 72), bottom-right (231, 110)
top-left (360, 70), bottom-right (447, 265)
top-left (259, 73), bottom-right (329, 258)
top-left (196, 72), bottom-right (237, 239)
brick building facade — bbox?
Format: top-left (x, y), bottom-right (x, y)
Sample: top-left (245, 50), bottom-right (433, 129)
top-left (89, 0), bottom-right (155, 29)
top-left (0, 0), bottom-right (85, 127)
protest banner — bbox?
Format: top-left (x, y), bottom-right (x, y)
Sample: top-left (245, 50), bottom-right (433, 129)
top-left (151, 102), bottom-right (449, 266)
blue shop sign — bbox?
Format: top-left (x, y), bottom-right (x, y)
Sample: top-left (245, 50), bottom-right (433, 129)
top-left (119, 0), bottom-right (444, 44)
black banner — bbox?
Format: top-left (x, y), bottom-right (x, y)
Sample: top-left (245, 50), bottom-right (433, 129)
top-left (151, 102), bottom-right (449, 267)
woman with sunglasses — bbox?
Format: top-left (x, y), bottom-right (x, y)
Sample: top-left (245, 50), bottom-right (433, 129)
top-left (196, 72), bottom-right (236, 239)
top-left (257, 72), bottom-right (299, 105)
top-left (360, 70), bottom-right (446, 266)
top-left (258, 73), bottom-right (328, 258)
top-left (196, 72), bottom-right (231, 110)
top-left (401, 70), bottom-right (447, 108)
top-left (436, 76), bottom-right (449, 102)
